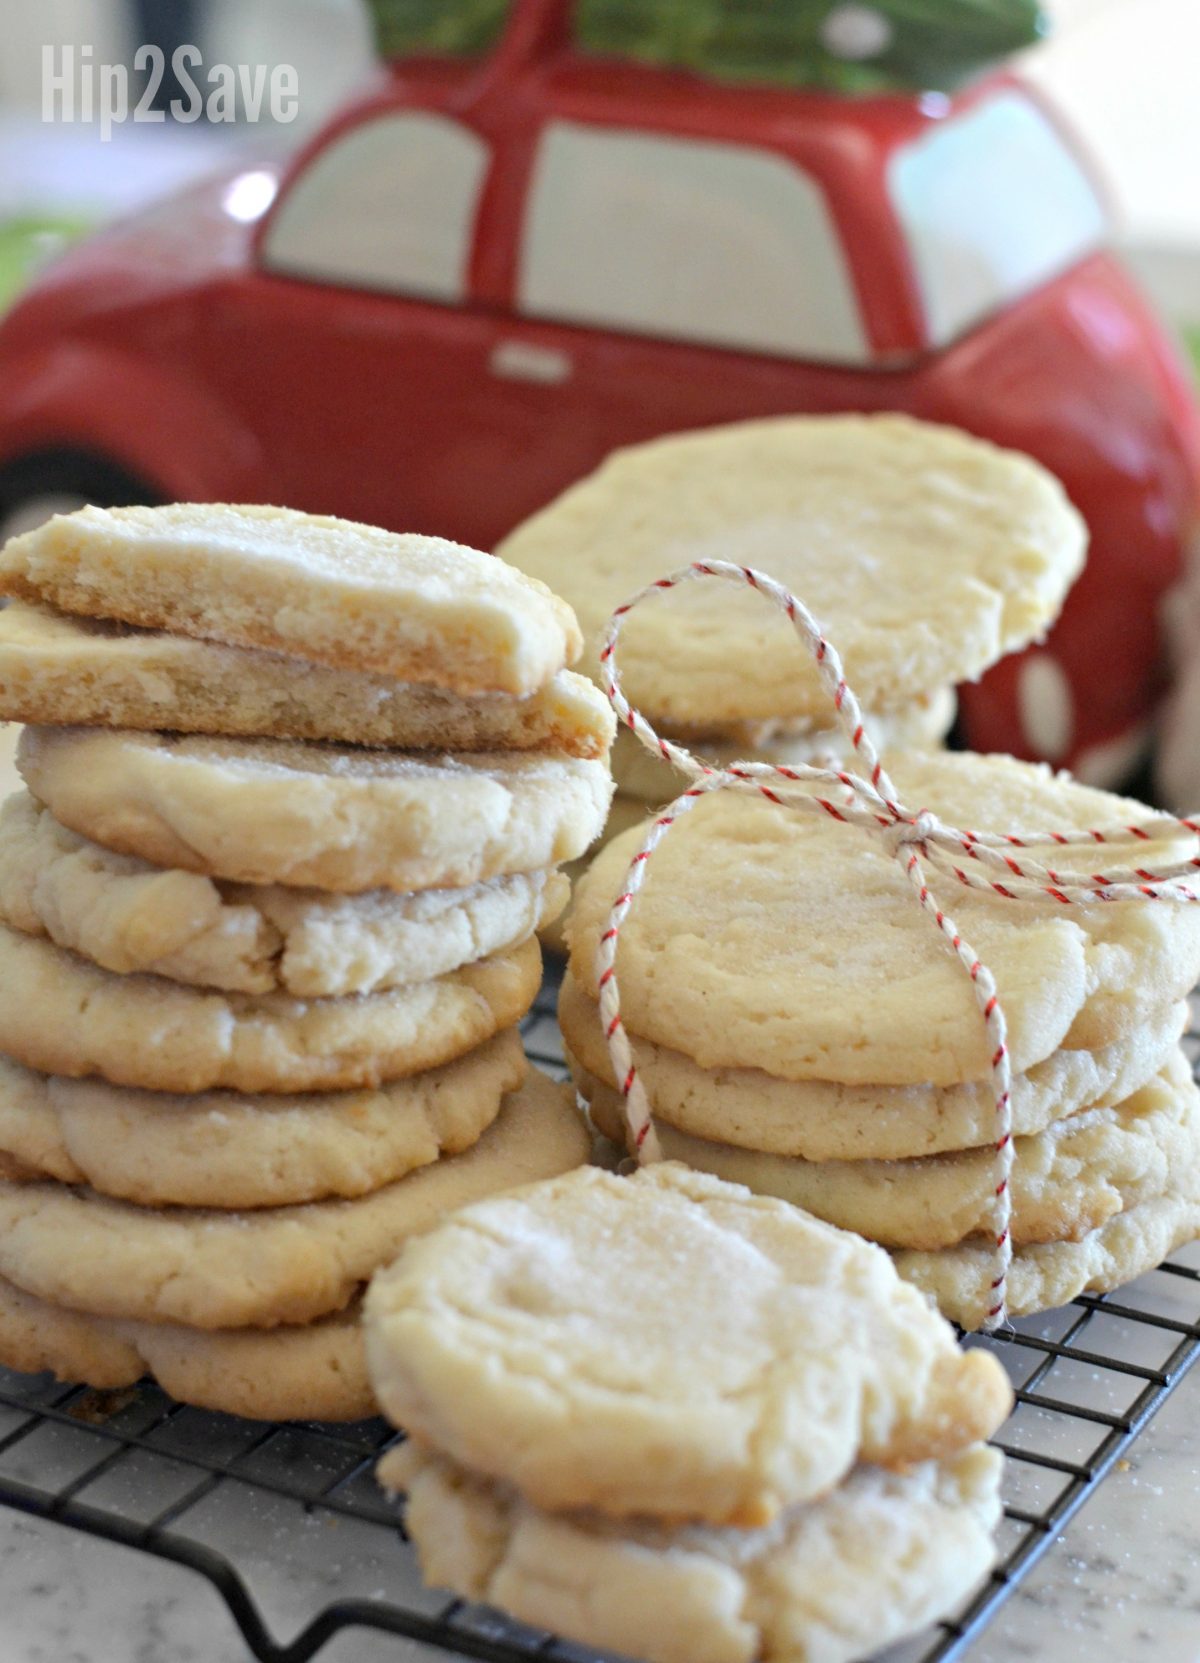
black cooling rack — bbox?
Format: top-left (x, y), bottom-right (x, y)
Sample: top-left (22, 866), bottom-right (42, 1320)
top-left (0, 969), bottom-right (1198, 1663)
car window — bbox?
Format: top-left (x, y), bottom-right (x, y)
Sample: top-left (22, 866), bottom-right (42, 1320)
top-left (889, 92), bottom-right (1107, 346)
top-left (263, 112), bottom-right (488, 302)
top-left (518, 122), bottom-right (869, 363)
top-left (366, 0), bottom-right (510, 58)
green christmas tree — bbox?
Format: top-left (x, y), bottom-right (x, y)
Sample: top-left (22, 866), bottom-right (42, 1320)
top-left (577, 0), bottom-right (1048, 93)
top-left (367, 0), bottom-right (1047, 93)
top-left (368, 0), bottom-right (510, 59)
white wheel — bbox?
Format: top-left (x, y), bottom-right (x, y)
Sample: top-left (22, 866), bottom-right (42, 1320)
top-left (1017, 652), bottom-right (1074, 762)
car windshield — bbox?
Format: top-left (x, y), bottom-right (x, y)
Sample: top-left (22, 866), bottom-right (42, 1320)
top-left (366, 0), bottom-right (510, 57)
top-left (888, 91), bottom-right (1107, 347)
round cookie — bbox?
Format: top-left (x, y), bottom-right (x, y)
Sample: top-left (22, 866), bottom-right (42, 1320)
top-left (897, 1179), bottom-right (1200, 1330)
top-left (0, 925), bottom-right (540, 1093)
top-left (497, 413), bottom-right (1086, 726)
top-left (0, 791), bottom-right (567, 996)
top-left (569, 752), bottom-right (1200, 1086)
top-left (364, 1162), bottom-right (1012, 1527)
top-left (0, 600), bottom-right (614, 754)
top-left (584, 1053), bottom-right (1199, 1252)
top-left (386, 1439), bottom-right (1002, 1663)
top-left (0, 1029), bottom-right (526, 1208)
top-left (562, 975), bottom-right (1187, 1161)
top-left (0, 502), bottom-right (583, 693)
top-left (0, 1277), bottom-right (374, 1421)
top-left (0, 1070), bottom-right (590, 1330)
top-left (17, 726), bottom-right (613, 892)
top-left (611, 686), bottom-right (956, 806)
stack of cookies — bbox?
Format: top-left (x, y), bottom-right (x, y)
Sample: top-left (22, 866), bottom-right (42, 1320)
top-left (0, 503), bottom-right (608, 1417)
top-left (498, 413), bottom-right (1087, 829)
top-left (565, 750), bottom-right (1200, 1328)
top-left (365, 1162), bottom-right (1014, 1663)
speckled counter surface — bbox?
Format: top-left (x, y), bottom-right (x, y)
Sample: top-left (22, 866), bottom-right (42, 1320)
top-left (2, 1358), bottom-right (1199, 1663)
top-left (963, 1360), bottom-right (1200, 1663)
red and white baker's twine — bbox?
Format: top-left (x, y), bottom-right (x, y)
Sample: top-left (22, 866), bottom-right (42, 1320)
top-left (594, 561), bottom-right (1200, 1329)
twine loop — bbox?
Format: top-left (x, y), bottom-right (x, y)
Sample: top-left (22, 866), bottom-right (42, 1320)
top-left (593, 560), bottom-right (1200, 1330)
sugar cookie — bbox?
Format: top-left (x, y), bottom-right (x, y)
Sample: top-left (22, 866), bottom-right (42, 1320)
top-left (561, 975), bottom-right (1186, 1161)
top-left (0, 1276), bottom-right (373, 1421)
top-left (0, 926), bottom-right (540, 1093)
top-left (386, 1439), bottom-right (1002, 1663)
top-left (584, 1053), bottom-right (1199, 1251)
top-left (0, 503), bottom-right (582, 693)
top-left (569, 753), bottom-right (1200, 1085)
top-left (18, 727), bottom-right (613, 891)
top-left (364, 1162), bottom-right (1012, 1526)
top-left (0, 1071), bottom-right (589, 1330)
top-left (498, 414), bottom-right (1085, 725)
top-left (610, 687), bottom-right (955, 805)
top-left (0, 1029), bottom-right (525, 1207)
top-left (897, 1178), bottom-right (1200, 1328)
top-left (0, 792), bottom-right (565, 995)
top-left (0, 601), bottom-right (612, 753)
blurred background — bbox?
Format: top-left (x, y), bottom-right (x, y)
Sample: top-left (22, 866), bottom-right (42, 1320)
top-left (0, 0), bottom-right (1195, 351)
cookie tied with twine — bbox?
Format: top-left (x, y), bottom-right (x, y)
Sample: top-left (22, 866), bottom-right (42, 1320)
top-left (594, 561), bottom-right (1200, 1330)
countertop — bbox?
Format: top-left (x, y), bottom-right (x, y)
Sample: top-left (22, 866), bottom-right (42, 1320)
top-left (1, 1336), bottom-right (1198, 1663)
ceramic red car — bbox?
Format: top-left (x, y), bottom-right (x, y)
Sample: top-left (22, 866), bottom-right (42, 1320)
top-left (0, 0), bottom-right (1195, 782)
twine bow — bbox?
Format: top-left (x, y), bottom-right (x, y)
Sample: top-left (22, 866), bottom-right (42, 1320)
top-left (594, 561), bottom-right (1200, 1330)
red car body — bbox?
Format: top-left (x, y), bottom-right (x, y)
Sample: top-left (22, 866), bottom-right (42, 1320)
top-left (0, 0), bottom-right (1195, 780)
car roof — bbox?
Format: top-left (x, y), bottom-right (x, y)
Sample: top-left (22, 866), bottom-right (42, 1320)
top-left (374, 40), bottom-right (1009, 153)
top-left (536, 52), bottom-right (989, 147)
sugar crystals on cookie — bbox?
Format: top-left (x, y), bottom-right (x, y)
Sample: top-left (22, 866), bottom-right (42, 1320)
top-left (365, 1163), bottom-right (1012, 1663)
